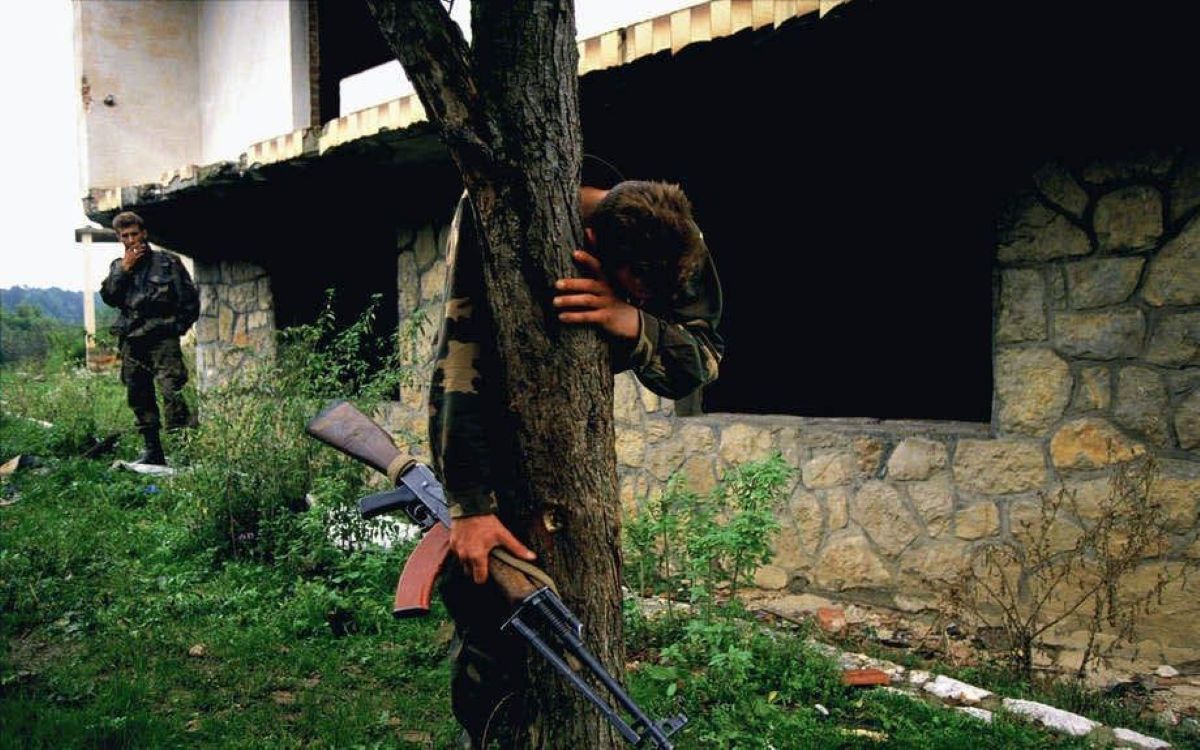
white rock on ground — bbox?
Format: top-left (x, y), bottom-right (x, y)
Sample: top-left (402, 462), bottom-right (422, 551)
top-left (1112, 726), bottom-right (1172, 749)
top-left (907, 670), bottom-right (932, 686)
top-left (1001, 698), bottom-right (1099, 737)
top-left (923, 675), bottom-right (993, 704)
top-left (1155, 665), bottom-right (1180, 678)
top-left (956, 707), bottom-right (994, 724)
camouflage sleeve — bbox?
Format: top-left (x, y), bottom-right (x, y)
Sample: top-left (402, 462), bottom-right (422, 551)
top-left (428, 196), bottom-right (501, 519)
top-left (616, 245), bottom-right (724, 399)
top-left (99, 259), bottom-right (130, 308)
top-left (172, 255), bottom-right (200, 333)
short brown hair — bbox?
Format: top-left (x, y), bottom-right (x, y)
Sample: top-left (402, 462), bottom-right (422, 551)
top-left (587, 181), bottom-right (705, 300)
top-left (112, 211), bottom-right (145, 232)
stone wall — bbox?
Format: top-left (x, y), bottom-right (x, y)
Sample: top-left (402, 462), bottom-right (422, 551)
top-left (380, 151), bottom-right (1200, 661)
top-left (193, 259), bottom-right (276, 389)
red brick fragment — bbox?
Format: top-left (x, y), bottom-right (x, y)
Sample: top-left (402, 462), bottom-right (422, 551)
top-left (841, 668), bottom-right (891, 687)
top-left (816, 607), bottom-right (846, 633)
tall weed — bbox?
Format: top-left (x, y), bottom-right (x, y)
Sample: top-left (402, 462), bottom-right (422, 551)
top-left (173, 293), bottom-right (414, 568)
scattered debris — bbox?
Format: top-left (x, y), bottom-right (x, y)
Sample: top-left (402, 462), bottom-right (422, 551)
top-left (956, 706), bottom-right (994, 724)
top-left (1, 454), bottom-right (40, 476)
top-left (842, 668), bottom-right (891, 688)
top-left (816, 607), bottom-right (846, 633)
top-left (81, 433), bottom-right (122, 459)
top-left (111, 460), bottom-right (177, 476)
top-left (397, 730), bottom-right (433, 747)
top-left (1001, 698), bottom-right (1100, 737)
top-left (845, 728), bottom-right (888, 742)
top-left (1112, 726), bottom-right (1172, 749)
top-left (922, 675), bottom-right (993, 705)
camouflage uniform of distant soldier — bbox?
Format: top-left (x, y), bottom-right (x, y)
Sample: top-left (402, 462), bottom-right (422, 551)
top-left (428, 163), bottom-right (723, 748)
top-left (100, 211), bottom-right (199, 465)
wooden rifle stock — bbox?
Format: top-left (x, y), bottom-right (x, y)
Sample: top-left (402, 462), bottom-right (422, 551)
top-left (306, 400), bottom-right (403, 477)
top-left (306, 400), bottom-right (543, 617)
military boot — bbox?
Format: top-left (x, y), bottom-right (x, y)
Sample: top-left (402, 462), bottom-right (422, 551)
top-left (132, 428), bottom-right (167, 466)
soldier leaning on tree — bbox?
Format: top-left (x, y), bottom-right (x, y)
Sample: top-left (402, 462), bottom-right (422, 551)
top-left (100, 211), bottom-right (199, 466)
top-left (429, 157), bottom-right (724, 747)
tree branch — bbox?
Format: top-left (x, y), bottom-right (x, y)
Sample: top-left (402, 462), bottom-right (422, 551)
top-left (365, 0), bottom-right (492, 172)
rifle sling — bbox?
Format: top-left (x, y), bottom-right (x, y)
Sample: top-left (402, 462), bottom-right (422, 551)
top-left (387, 455), bottom-right (417, 486)
top-left (492, 548), bottom-right (560, 596)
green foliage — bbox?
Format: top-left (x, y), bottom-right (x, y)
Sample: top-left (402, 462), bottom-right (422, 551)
top-left (0, 367), bottom-right (128, 458)
top-left (0, 302), bottom-right (86, 365)
top-left (624, 453), bottom-right (792, 611)
top-left (0, 456), bottom-right (455, 749)
top-left (173, 293), bottom-right (413, 566)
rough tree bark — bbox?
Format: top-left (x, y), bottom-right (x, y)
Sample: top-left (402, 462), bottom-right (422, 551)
top-left (365, 2), bottom-right (625, 748)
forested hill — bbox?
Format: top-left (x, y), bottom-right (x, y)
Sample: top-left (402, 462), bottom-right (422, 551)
top-left (0, 287), bottom-right (105, 324)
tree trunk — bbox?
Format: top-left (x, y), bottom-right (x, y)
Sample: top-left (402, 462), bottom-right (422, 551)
top-left (366, 2), bottom-right (625, 747)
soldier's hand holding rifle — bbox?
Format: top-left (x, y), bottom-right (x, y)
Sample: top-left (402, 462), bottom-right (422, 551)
top-left (450, 514), bottom-right (536, 584)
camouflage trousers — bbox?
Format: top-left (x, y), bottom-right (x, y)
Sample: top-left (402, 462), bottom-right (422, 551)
top-left (120, 335), bottom-right (191, 435)
top-left (439, 563), bottom-right (529, 749)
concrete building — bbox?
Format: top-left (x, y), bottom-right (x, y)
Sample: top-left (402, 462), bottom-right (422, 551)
top-left (76, 0), bottom-right (1200, 668)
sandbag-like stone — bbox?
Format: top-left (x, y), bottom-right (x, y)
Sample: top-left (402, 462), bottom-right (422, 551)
top-left (720, 423), bottom-right (775, 465)
top-left (1072, 365), bottom-right (1111, 411)
top-left (1143, 214), bottom-right (1200, 306)
top-left (997, 197), bottom-right (1091, 263)
top-left (1065, 257), bottom-right (1144, 309)
top-left (1033, 162), bottom-right (1088, 217)
top-left (997, 268), bottom-right (1047, 343)
top-left (899, 540), bottom-right (970, 585)
top-left (1093, 186), bottom-right (1162, 252)
top-left (1145, 312), bottom-right (1200, 367)
top-left (1177, 389), bottom-right (1200, 450)
top-left (851, 481), bottom-right (922, 556)
top-left (1113, 367), bottom-right (1171, 446)
top-left (907, 475), bottom-right (954, 537)
top-left (803, 451), bottom-right (856, 489)
top-left (1053, 309), bottom-right (1145, 360)
top-left (886, 438), bottom-right (948, 481)
top-left (955, 502), bottom-right (999, 541)
top-left (1050, 418), bottom-right (1145, 469)
top-left (953, 439), bottom-right (1046, 494)
top-left (995, 348), bottom-right (1073, 435)
top-left (813, 533), bottom-right (891, 590)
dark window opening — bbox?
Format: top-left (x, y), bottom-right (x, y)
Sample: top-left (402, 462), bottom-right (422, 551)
top-left (582, 0), bottom-right (1200, 422)
top-left (315, 0), bottom-right (396, 126)
top-left (582, 5), bottom-right (995, 421)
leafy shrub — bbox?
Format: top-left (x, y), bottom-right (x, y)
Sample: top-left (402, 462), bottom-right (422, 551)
top-left (172, 293), bottom-right (414, 569)
top-left (624, 453), bottom-right (793, 611)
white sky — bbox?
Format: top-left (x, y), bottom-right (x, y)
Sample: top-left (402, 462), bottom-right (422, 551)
top-left (0, 0), bottom-right (698, 292)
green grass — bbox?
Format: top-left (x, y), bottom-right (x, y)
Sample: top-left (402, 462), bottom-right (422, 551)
top-left (1, 364), bottom-right (1181, 748)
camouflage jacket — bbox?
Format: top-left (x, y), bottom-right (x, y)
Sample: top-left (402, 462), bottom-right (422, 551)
top-left (100, 249), bottom-right (200, 341)
top-left (428, 196), bottom-right (724, 518)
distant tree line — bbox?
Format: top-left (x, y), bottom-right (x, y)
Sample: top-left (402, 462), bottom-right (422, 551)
top-left (0, 287), bottom-right (114, 365)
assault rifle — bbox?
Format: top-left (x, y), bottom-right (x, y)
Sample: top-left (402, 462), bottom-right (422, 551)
top-left (305, 400), bottom-right (686, 749)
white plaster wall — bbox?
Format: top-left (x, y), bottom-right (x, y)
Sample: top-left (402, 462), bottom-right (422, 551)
top-left (198, 0), bottom-right (309, 164)
top-left (75, 0), bottom-right (201, 188)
